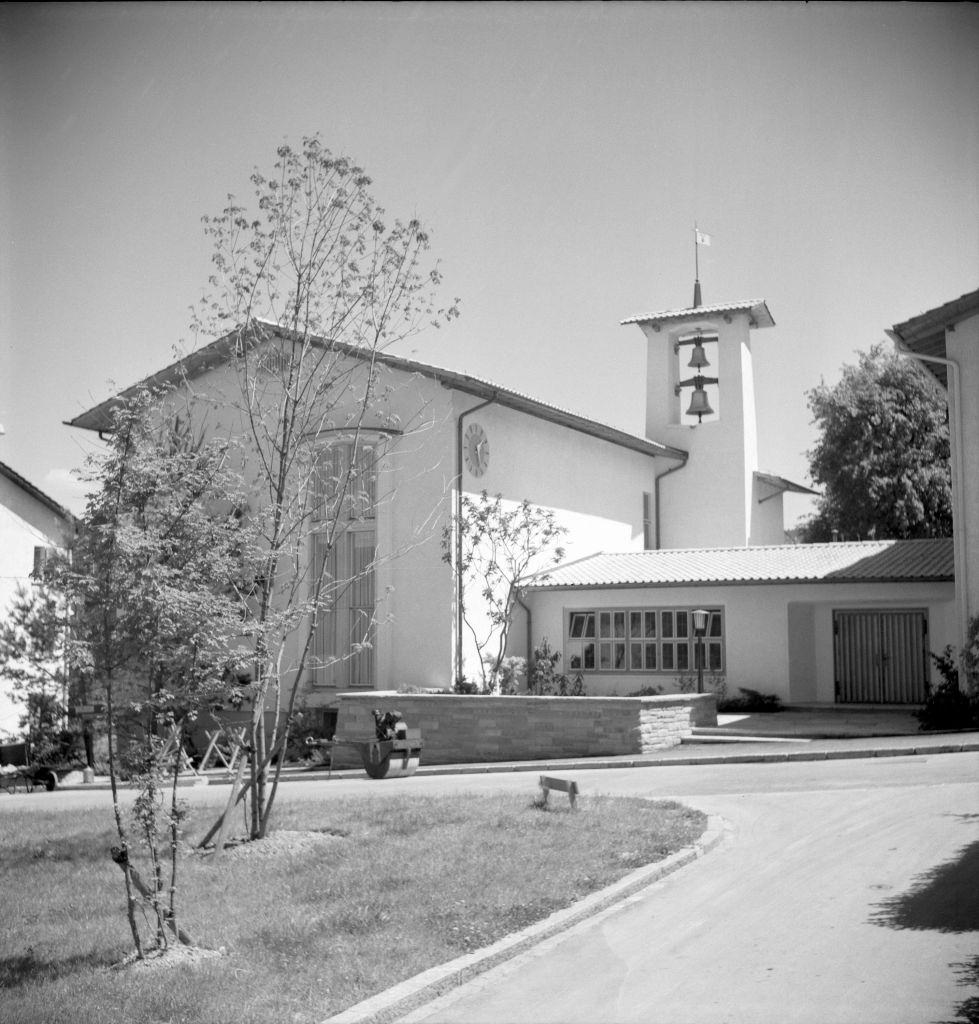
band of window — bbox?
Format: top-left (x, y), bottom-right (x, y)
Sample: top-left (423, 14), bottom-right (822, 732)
top-left (565, 607), bottom-right (723, 673)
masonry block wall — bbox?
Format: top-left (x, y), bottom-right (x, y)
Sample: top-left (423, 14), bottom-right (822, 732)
top-left (332, 693), bottom-right (717, 766)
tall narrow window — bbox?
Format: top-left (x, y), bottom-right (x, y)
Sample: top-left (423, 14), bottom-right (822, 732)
top-left (642, 492), bottom-right (653, 550)
top-left (314, 441), bottom-right (377, 522)
top-left (312, 440), bottom-right (378, 688)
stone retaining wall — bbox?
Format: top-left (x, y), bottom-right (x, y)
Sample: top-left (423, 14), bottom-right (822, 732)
top-left (331, 692), bottom-right (717, 766)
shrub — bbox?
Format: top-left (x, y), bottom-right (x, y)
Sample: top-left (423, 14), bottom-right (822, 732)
top-left (675, 672), bottom-right (727, 702)
top-left (917, 641), bottom-right (979, 731)
top-left (283, 708), bottom-right (328, 762)
top-left (529, 638), bottom-right (561, 695)
top-left (718, 688), bottom-right (782, 713)
top-left (528, 639), bottom-right (584, 695)
top-left (495, 656), bottom-right (527, 695)
top-left (557, 671), bottom-right (586, 696)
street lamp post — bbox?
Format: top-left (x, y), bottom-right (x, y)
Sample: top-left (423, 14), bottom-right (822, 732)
top-left (692, 609), bottom-right (709, 694)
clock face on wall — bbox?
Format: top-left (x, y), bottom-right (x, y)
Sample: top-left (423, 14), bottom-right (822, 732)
top-left (464, 422), bottom-right (489, 477)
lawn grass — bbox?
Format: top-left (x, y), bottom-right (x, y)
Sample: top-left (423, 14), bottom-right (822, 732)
top-left (0, 791), bottom-right (706, 1024)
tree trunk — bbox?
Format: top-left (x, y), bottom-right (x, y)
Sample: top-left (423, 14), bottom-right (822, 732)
top-left (111, 846), bottom-right (196, 947)
top-left (211, 747), bottom-right (248, 859)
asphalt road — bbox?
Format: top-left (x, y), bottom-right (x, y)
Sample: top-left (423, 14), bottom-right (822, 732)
top-left (4, 753), bottom-right (977, 1024)
top-left (401, 755), bottom-right (979, 1024)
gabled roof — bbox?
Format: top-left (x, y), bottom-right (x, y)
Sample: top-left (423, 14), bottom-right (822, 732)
top-left (888, 287), bottom-right (979, 387)
top-left (0, 461), bottom-right (73, 523)
top-left (621, 299), bottom-right (775, 329)
top-left (526, 538), bottom-right (953, 590)
top-left (65, 322), bottom-right (688, 463)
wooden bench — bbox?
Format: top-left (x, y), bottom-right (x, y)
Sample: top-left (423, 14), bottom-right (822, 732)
top-left (539, 774), bottom-right (579, 808)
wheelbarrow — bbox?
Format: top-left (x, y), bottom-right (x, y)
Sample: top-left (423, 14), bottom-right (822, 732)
top-left (0, 742), bottom-right (60, 793)
top-left (308, 727), bottom-right (423, 779)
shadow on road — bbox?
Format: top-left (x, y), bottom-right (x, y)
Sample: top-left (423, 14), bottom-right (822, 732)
top-left (871, 825), bottom-right (979, 1024)
top-left (938, 957), bottom-right (979, 1024)
top-left (870, 839), bottom-right (979, 934)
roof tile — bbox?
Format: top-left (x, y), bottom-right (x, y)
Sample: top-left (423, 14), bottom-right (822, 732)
top-left (528, 539), bottom-right (953, 589)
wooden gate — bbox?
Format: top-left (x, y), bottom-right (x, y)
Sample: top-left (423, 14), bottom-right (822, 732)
top-left (833, 610), bottom-right (929, 704)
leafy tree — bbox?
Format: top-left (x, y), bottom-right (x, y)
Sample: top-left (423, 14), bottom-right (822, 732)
top-left (0, 581), bottom-right (74, 761)
top-left (67, 388), bottom-right (250, 957)
top-left (801, 344), bottom-right (952, 542)
top-left (443, 492), bottom-right (566, 692)
top-left (189, 136), bottom-right (458, 844)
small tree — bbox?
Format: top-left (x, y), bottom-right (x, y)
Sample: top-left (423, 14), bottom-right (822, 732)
top-left (189, 136), bottom-right (458, 844)
top-left (444, 492), bottom-right (566, 692)
top-left (801, 344), bottom-right (952, 541)
top-left (67, 388), bottom-right (250, 957)
top-left (0, 581), bottom-right (74, 761)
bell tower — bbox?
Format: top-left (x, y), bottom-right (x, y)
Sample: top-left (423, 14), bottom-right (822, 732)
top-left (622, 297), bottom-right (776, 549)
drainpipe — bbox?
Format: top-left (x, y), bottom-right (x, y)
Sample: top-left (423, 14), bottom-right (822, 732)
top-left (654, 456), bottom-right (689, 549)
top-left (454, 394), bottom-right (497, 684)
top-left (888, 331), bottom-right (969, 655)
top-left (514, 591), bottom-right (533, 691)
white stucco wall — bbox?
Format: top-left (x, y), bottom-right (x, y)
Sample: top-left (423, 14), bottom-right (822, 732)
top-left (946, 310), bottom-right (979, 647)
top-left (150, 354), bottom-right (459, 700)
top-left (0, 475), bottom-right (72, 738)
top-left (452, 394), bottom-right (668, 686)
top-left (525, 580), bottom-right (955, 704)
top-left (156, 351), bottom-right (672, 700)
top-left (749, 486), bottom-right (789, 546)
top-left (639, 311), bottom-right (766, 549)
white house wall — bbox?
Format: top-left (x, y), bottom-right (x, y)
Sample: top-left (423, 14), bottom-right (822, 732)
top-left (749, 485), bottom-right (790, 547)
top-left (162, 352), bottom-right (673, 698)
top-left (526, 580), bottom-right (954, 703)
top-left (373, 372), bottom-right (456, 691)
top-left (161, 355), bottom-right (459, 699)
top-left (451, 393), bottom-right (668, 685)
top-left (0, 475), bottom-right (71, 738)
top-left (946, 309), bottom-right (979, 644)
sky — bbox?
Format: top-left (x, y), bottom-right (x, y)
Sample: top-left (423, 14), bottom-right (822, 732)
top-left (1, 2), bottom-right (978, 528)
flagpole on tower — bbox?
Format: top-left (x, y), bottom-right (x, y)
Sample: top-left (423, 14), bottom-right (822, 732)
top-left (693, 224), bottom-right (710, 308)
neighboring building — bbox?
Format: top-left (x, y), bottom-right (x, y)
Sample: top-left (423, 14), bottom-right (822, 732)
top-left (0, 462), bottom-right (74, 737)
top-left (888, 287), bottom-right (979, 660)
top-left (66, 290), bottom-right (956, 708)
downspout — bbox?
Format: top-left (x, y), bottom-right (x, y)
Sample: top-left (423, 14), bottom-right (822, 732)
top-left (888, 331), bottom-right (969, 654)
top-left (654, 455), bottom-right (690, 549)
top-left (454, 394), bottom-right (497, 684)
top-left (514, 591), bottom-right (533, 690)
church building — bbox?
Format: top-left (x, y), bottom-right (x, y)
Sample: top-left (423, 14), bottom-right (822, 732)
top-left (68, 287), bottom-right (955, 708)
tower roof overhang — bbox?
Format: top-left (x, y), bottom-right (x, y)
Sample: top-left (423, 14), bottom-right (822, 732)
top-left (621, 299), bottom-right (775, 330)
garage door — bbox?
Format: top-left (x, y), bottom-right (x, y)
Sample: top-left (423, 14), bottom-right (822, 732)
top-left (833, 610), bottom-right (929, 704)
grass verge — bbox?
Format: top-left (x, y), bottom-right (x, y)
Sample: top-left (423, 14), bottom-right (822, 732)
top-left (0, 791), bottom-right (706, 1023)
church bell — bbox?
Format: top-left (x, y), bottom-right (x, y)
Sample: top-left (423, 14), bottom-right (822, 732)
top-left (687, 341), bottom-right (710, 370)
top-left (685, 384), bottom-right (714, 421)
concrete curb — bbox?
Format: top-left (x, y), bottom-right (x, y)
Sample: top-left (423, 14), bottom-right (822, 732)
top-left (48, 733), bottom-right (979, 791)
top-left (306, 735), bottom-right (979, 782)
top-left (323, 814), bottom-right (730, 1024)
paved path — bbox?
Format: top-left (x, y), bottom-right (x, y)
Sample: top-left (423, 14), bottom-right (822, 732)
top-left (394, 755), bottom-right (979, 1024)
